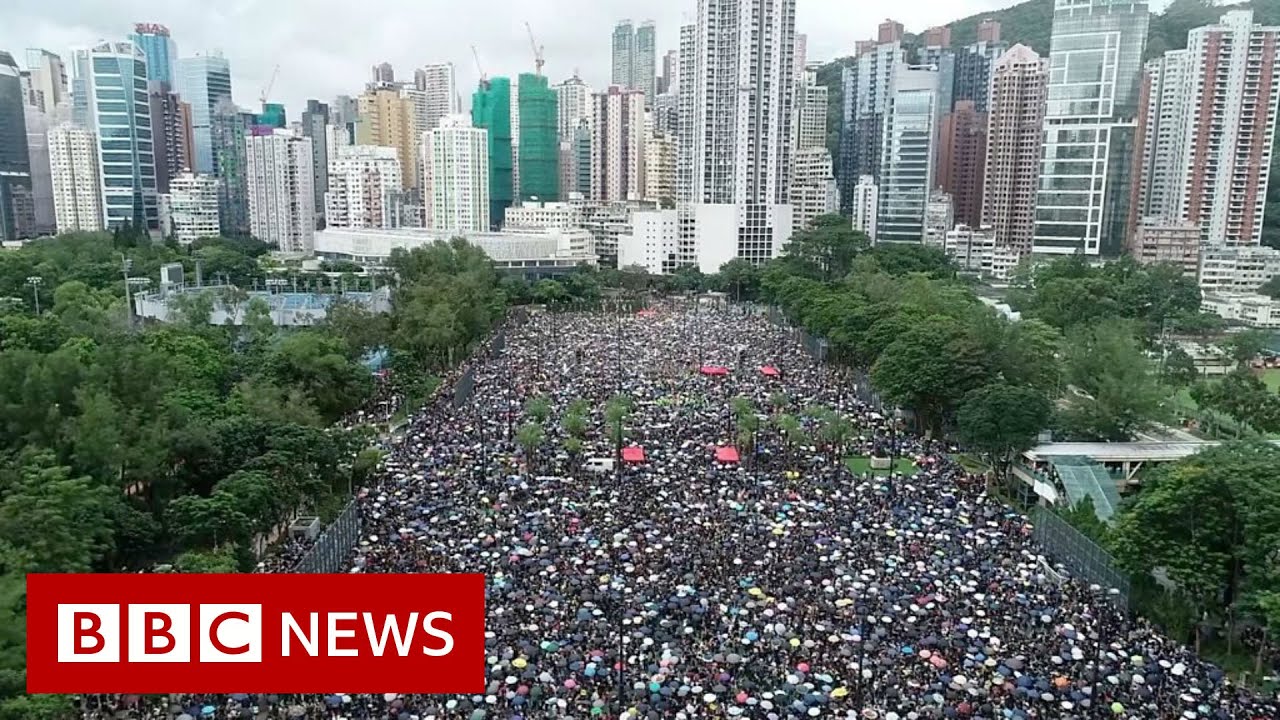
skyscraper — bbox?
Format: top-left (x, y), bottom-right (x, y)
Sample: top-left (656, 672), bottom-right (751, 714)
top-left (612, 20), bottom-right (635, 90)
top-left (371, 62), bottom-right (395, 86)
top-left (355, 86), bottom-right (417, 189)
top-left (413, 63), bottom-right (460, 132)
top-left (645, 132), bottom-right (676, 206)
top-left (555, 74), bottom-right (591, 142)
top-left (517, 73), bottom-right (558, 201)
top-left (983, 44), bottom-right (1047, 256)
top-left (472, 77), bottom-right (513, 227)
top-left (423, 114), bottom-right (489, 232)
top-left (130, 24), bottom-right (177, 84)
top-left (789, 67), bottom-right (838, 229)
top-left (48, 123), bottom-right (103, 233)
top-left (659, 50), bottom-right (678, 95)
top-left (258, 103), bottom-right (286, 129)
top-left (159, 171), bottom-right (219, 243)
top-left (953, 21), bottom-right (1005, 113)
top-left (591, 86), bottom-right (646, 202)
top-left (685, 0), bottom-right (798, 268)
top-left (635, 21), bottom-right (657, 107)
top-left (300, 100), bottom-right (330, 226)
top-left (210, 98), bottom-right (255, 236)
top-left (24, 105), bottom-right (56, 235)
top-left (245, 128), bottom-right (314, 252)
top-left (877, 65), bottom-right (940, 244)
top-left (837, 37), bottom-right (903, 214)
top-left (676, 23), bottom-right (696, 203)
top-left (937, 100), bottom-right (986, 228)
top-left (148, 80), bottom-right (194, 194)
top-left (175, 53), bottom-right (232, 174)
top-left (1131, 10), bottom-right (1279, 247)
top-left (921, 27), bottom-right (955, 114)
top-left (1033, 0), bottom-right (1149, 255)
top-left (0, 51), bottom-right (35, 241)
top-left (793, 67), bottom-right (828, 152)
top-left (72, 41), bottom-right (159, 231)
top-left (325, 145), bottom-right (401, 229)
top-left (332, 95), bottom-right (358, 142)
top-left (24, 49), bottom-right (67, 114)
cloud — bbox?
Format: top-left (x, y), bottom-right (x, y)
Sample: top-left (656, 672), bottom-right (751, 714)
top-left (0, 0), bottom-right (1173, 118)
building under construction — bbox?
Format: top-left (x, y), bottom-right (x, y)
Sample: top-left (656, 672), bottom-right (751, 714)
top-left (517, 73), bottom-right (558, 201)
top-left (471, 77), bottom-right (514, 228)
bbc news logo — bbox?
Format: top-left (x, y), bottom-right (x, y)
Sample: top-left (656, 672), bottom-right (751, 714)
top-left (27, 573), bottom-right (485, 693)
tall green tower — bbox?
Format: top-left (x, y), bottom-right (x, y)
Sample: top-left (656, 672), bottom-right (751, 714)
top-left (472, 77), bottom-right (513, 228)
top-left (517, 73), bottom-right (558, 201)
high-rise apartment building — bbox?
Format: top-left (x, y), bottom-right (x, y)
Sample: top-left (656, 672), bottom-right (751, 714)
top-left (983, 44), bottom-right (1047, 256)
top-left (591, 86), bottom-right (645, 202)
top-left (356, 86), bottom-right (417, 190)
top-left (953, 21), bottom-right (1005, 113)
top-left (659, 50), bottom-right (678, 95)
top-left (517, 73), bottom-right (558, 201)
top-left (413, 63), bottom-right (460, 132)
top-left (921, 28), bottom-right (955, 116)
top-left (877, 65), bottom-right (940, 244)
top-left (676, 24), bottom-right (696, 204)
top-left (612, 21), bottom-right (635, 91)
top-left (148, 81), bottom-right (194, 194)
top-left (1131, 10), bottom-right (1279, 247)
top-left (24, 49), bottom-right (68, 114)
top-left (683, 0), bottom-right (798, 267)
top-left (555, 74), bottom-right (591, 141)
top-left (472, 77), bottom-right (513, 227)
top-left (645, 132), bottom-right (676, 206)
top-left (325, 145), bottom-right (401, 229)
top-left (130, 24), bottom-right (177, 84)
top-left (837, 37), bottom-right (903, 214)
top-left (72, 41), bottom-right (159, 232)
top-left (0, 51), bottom-right (35, 242)
top-left (937, 100), bottom-right (986, 228)
top-left (852, 175), bottom-right (878, 242)
top-left (370, 62), bottom-right (395, 86)
top-left (210, 98), bottom-right (255, 236)
top-left (159, 171), bottom-right (219, 243)
top-left (332, 95), bottom-right (358, 142)
top-left (879, 20), bottom-right (905, 44)
top-left (175, 53), bottom-right (232, 174)
top-left (635, 22), bottom-right (657, 107)
top-left (300, 99), bottom-right (330, 226)
top-left (423, 114), bottom-right (489, 232)
top-left (793, 68), bottom-right (828, 153)
top-left (1033, 0), bottom-right (1149, 255)
top-left (788, 148), bottom-right (839, 229)
top-left (245, 128), bottom-right (314, 252)
top-left (573, 121), bottom-right (592, 198)
top-left (24, 105), bottom-right (56, 235)
top-left (48, 123), bottom-right (103, 232)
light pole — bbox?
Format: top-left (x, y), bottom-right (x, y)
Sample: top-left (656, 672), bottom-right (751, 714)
top-left (25, 276), bottom-right (42, 315)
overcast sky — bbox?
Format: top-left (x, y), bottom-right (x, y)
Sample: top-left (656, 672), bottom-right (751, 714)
top-left (3, 0), bottom-right (1174, 117)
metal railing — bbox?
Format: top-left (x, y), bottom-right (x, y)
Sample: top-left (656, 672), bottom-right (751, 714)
top-left (293, 500), bottom-right (361, 573)
top-left (1031, 505), bottom-right (1131, 609)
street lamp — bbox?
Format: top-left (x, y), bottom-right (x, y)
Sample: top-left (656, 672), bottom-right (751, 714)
top-left (887, 408), bottom-right (905, 495)
top-left (25, 276), bottom-right (42, 315)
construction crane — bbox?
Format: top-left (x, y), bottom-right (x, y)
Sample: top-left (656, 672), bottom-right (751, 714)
top-left (259, 64), bottom-right (280, 104)
top-left (471, 45), bottom-right (489, 88)
top-left (525, 22), bottom-right (545, 76)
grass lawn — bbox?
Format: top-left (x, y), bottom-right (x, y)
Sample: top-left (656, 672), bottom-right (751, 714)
top-left (1261, 368), bottom-right (1280, 392)
top-left (844, 456), bottom-right (914, 475)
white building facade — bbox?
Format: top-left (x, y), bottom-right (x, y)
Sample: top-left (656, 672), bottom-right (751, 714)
top-left (245, 129), bottom-right (315, 253)
top-left (159, 171), bottom-right (220, 243)
top-left (47, 122), bottom-right (103, 232)
top-left (423, 114), bottom-right (489, 232)
top-left (591, 86), bottom-right (646, 202)
top-left (325, 145), bottom-right (402, 229)
top-left (618, 208), bottom-right (679, 274)
top-left (852, 175), bottom-right (878, 242)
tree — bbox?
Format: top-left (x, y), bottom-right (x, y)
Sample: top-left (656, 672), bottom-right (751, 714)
top-left (781, 215), bottom-right (869, 282)
top-left (1112, 442), bottom-right (1280, 642)
top-left (1055, 320), bottom-right (1169, 441)
top-left (715, 259), bottom-right (762, 301)
top-left (1162, 346), bottom-right (1200, 387)
top-left (1222, 329), bottom-right (1269, 365)
top-left (524, 395), bottom-right (552, 424)
top-left (870, 315), bottom-right (993, 435)
top-left (531, 279), bottom-right (570, 306)
top-left (0, 452), bottom-right (120, 573)
top-left (1190, 370), bottom-right (1280, 434)
top-left (1258, 275), bottom-right (1280, 299)
top-left (516, 422), bottom-right (545, 468)
top-left (956, 383), bottom-right (1052, 474)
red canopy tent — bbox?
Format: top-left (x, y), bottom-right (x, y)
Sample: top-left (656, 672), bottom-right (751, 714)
top-left (621, 446), bottom-right (646, 463)
top-left (636, 309), bottom-right (657, 318)
top-left (699, 365), bottom-right (730, 376)
top-left (714, 446), bottom-right (740, 464)
top-left (759, 366), bottom-right (780, 377)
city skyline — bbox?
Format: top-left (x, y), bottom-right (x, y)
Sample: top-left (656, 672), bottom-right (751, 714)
top-left (0, 0), bottom-right (1175, 118)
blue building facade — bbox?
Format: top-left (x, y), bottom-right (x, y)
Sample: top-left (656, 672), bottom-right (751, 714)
top-left (175, 53), bottom-right (232, 174)
top-left (129, 23), bottom-right (177, 84)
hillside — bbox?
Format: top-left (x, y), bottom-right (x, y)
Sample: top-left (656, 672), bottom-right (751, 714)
top-left (815, 0), bottom-right (1280, 248)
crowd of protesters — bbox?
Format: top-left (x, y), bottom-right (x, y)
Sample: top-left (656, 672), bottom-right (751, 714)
top-left (89, 302), bottom-right (1278, 720)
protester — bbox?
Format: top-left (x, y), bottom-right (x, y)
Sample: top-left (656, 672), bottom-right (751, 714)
top-left (90, 303), bottom-right (1278, 720)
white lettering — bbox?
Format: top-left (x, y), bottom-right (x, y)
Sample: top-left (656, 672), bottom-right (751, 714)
top-left (420, 611), bottom-right (454, 657)
top-left (327, 612), bottom-right (359, 656)
top-left (281, 612), bottom-right (319, 657)
top-left (362, 612), bottom-right (418, 656)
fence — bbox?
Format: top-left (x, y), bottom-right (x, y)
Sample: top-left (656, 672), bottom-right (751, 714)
top-left (1031, 505), bottom-right (1131, 609)
top-left (293, 500), bottom-right (362, 573)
